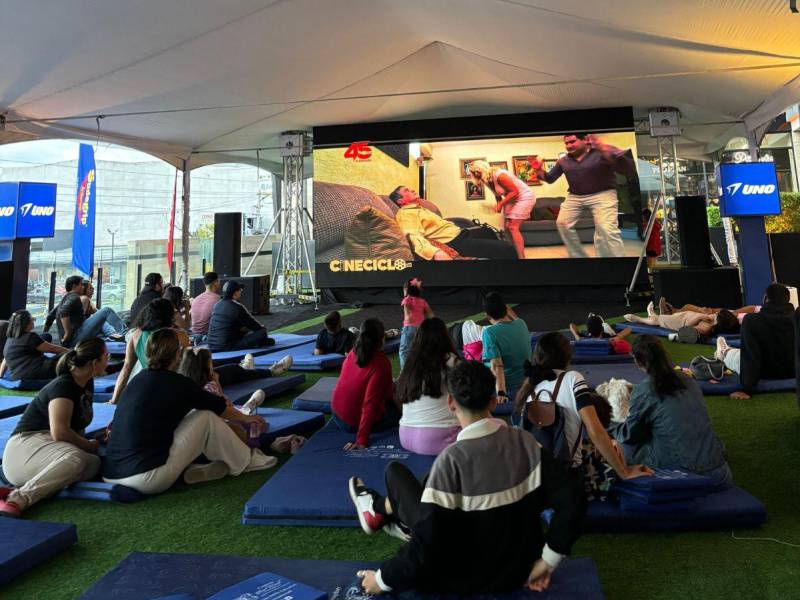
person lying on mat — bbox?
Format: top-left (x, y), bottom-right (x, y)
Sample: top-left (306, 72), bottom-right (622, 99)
top-left (103, 329), bottom-right (277, 495)
top-left (0, 339), bottom-right (109, 518)
top-left (516, 332), bottom-right (651, 482)
top-left (163, 285), bottom-right (192, 331)
top-left (0, 309), bottom-right (68, 382)
top-left (127, 272), bottom-right (164, 327)
top-left (314, 310), bottom-right (356, 356)
top-left (110, 299), bottom-right (191, 405)
top-left (206, 280), bottom-right (273, 352)
top-left (568, 313), bottom-right (632, 354)
top-left (395, 318), bottom-right (461, 456)
top-left (624, 300), bottom-right (740, 342)
top-left (348, 360), bottom-right (584, 595)
top-left (609, 335), bottom-right (733, 487)
top-left (389, 186), bottom-right (518, 260)
top-left (190, 271), bottom-right (221, 337)
top-left (658, 297), bottom-right (760, 323)
top-left (54, 275), bottom-right (127, 347)
top-left (714, 283), bottom-right (796, 400)
top-left (482, 292), bottom-right (531, 406)
top-left (331, 318), bottom-right (398, 450)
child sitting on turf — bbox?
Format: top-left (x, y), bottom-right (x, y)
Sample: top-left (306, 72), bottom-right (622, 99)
top-left (399, 278), bottom-right (433, 369)
top-left (347, 360), bottom-right (584, 595)
top-left (314, 311), bottom-right (356, 355)
top-left (568, 313), bottom-right (632, 355)
top-left (331, 318), bottom-right (398, 450)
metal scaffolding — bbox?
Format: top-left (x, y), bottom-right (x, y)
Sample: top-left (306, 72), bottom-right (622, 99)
top-left (656, 135), bottom-right (681, 264)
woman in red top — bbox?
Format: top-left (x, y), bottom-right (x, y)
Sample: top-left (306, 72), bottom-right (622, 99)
top-left (642, 208), bottom-right (662, 270)
top-left (331, 318), bottom-right (398, 450)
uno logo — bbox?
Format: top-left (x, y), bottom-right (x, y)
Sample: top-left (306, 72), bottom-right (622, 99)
top-left (0, 206), bottom-right (14, 217)
top-left (19, 203), bottom-right (55, 217)
top-left (726, 183), bottom-right (776, 196)
top-left (344, 141), bottom-right (372, 161)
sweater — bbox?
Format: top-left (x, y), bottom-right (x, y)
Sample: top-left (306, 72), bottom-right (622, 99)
top-left (379, 418), bottom-right (583, 594)
top-left (330, 351), bottom-right (393, 446)
top-left (739, 301), bottom-right (795, 394)
top-left (206, 298), bottom-right (264, 350)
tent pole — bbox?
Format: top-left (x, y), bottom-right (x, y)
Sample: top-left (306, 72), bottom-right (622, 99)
top-left (181, 158), bottom-right (191, 288)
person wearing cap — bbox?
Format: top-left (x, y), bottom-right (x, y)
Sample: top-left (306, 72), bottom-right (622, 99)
top-left (128, 273), bottom-right (164, 327)
top-left (569, 314), bottom-right (631, 354)
top-left (206, 280), bottom-right (272, 351)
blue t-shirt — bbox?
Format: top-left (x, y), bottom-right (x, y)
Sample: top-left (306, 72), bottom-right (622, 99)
top-left (481, 319), bottom-right (532, 389)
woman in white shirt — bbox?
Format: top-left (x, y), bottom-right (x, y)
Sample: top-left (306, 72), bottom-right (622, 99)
top-left (396, 317), bottom-right (461, 455)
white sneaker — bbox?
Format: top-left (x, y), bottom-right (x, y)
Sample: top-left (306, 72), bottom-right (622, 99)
top-left (668, 333), bottom-right (678, 342)
top-left (715, 336), bottom-right (729, 361)
top-left (269, 355), bottom-right (293, 376)
top-left (602, 323), bottom-right (616, 337)
top-left (240, 353), bottom-right (255, 370)
top-left (244, 448), bottom-right (278, 472)
top-left (348, 476), bottom-right (385, 534)
top-left (348, 326), bottom-right (360, 334)
top-left (646, 301), bottom-right (656, 317)
top-left (183, 461), bottom-right (229, 485)
top-left (241, 389), bottom-right (266, 415)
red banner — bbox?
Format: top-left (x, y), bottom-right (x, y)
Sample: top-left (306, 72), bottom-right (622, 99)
top-left (167, 169), bottom-right (177, 269)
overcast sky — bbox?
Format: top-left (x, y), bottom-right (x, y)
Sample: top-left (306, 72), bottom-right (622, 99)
top-left (0, 140), bottom-right (157, 168)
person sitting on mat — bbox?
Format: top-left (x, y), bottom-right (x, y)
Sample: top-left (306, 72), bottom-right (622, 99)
top-left (482, 292), bottom-right (531, 406)
top-left (127, 272), bottom-right (164, 327)
top-left (569, 313), bottom-right (632, 355)
top-left (624, 300), bottom-right (740, 342)
top-left (515, 332), bottom-right (651, 483)
top-left (460, 320), bottom-right (484, 361)
top-left (110, 298), bottom-right (191, 404)
top-left (347, 360), bottom-right (584, 595)
top-left (331, 318), bottom-right (398, 450)
top-left (0, 310), bottom-right (69, 382)
top-left (714, 283), bottom-right (796, 400)
top-left (206, 280), bottom-right (273, 352)
top-left (103, 328), bottom-right (277, 495)
top-left (396, 317), bottom-right (460, 456)
top-left (399, 278), bottom-right (433, 370)
top-left (80, 281), bottom-right (124, 341)
top-left (0, 339), bottom-right (109, 518)
top-left (314, 310), bottom-right (356, 356)
top-left (54, 275), bottom-right (127, 347)
top-left (163, 285), bottom-right (192, 331)
top-left (190, 271), bottom-right (221, 337)
top-left (609, 335), bottom-right (733, 487)
top-left (389, 186), bottom-right (518, 260)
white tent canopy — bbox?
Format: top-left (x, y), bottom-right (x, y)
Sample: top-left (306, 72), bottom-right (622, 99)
top-left (1, 0), bottom-right (798, 171)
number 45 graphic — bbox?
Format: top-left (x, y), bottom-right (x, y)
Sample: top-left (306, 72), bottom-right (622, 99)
top-left (344, 141), bottom-right (372, 161)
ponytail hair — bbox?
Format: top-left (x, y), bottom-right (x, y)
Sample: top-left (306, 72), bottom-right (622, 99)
top-left (8, 309), bottom-right (34, 338)
top-left (56, 338), bottom-right (107, 376)
top-left (631, 334), bottom-right (685, 397)
top-left (404, 278), bottom-right (422, 297)
top-left (177, 347), bottom-right (214, 386)
top-left (354, 318), bottom-right (385, 367)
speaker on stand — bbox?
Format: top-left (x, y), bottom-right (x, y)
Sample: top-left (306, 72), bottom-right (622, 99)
top-left (675, 195), bottom-right (713, 268)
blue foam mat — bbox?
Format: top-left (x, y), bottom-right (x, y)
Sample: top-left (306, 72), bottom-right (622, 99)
top-left (78, 552), bottom-right (603, 600)
top-left (205, 334), bottom-right (317, 365)
top-left (94, 374), bottom-right (119, 393)
top-left (0, 375), bottom-right (50, 391)
top-left (584, 486), bottom-right (766, 532)
top-left (675, 362), bottom-right (795, 395)
top-left (105, 341), bottom-right (127, 356)
top-left (225, 374), bottom-right (306, 405)
top-left (0, 395), bottom-right (31, 419)
top-left (0, 519), bottom-right (78, 585)
top-left (571, 354), bottom-right (633, 365)
top-left (243, 421), bottom-right (435, 526)
top-left (253, 341), bottom-right (346, 371)
top-left (612, 323), bottom-right (741, 347)
top-left (254, 406), bottom-right (325, 444)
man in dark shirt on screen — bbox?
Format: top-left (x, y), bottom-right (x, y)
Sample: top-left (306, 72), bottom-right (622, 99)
top-left (534, 133), bottom-right (635, 258)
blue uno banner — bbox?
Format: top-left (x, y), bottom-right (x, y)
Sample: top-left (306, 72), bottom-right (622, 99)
top-left (16, 182), bottom-right (57, 238)
top-left (72, 144), bottom-right (97, 276)
top-left (719, 162), bottom-right (782, 217)
top-left (0, 183), bottom-right (18, 241)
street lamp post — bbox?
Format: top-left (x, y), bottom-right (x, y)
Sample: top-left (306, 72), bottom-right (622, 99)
top-left (106, 227), bottom-right (119, 283)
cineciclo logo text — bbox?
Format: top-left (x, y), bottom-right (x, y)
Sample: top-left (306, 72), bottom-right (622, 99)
top-left (19, 203), bottom-right (55, 217)
top-left (726, 183), bottom-right (776, 196)
top-left (329, 259), bottom-right (412, 272)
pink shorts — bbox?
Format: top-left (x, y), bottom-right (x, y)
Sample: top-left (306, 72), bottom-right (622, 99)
top-left (399, 425), bottom-right (460, 456)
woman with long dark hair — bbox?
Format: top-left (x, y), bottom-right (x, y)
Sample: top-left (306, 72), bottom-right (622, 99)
top-left (396, 318), bottom-right (460, 455)
top-left (0, 309), bottom-right (69, 381)
top-left (331, 318), bottom-right (397, 450)
top-left (609, 335), bottom-right (732, 487)
top-left (0, 339), bottom-right (109, 517)
top-left (163, 285), bottom-right (192, 330)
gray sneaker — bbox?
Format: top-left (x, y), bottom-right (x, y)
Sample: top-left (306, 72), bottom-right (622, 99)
top-left (183, 461), bottom-right (229, 485)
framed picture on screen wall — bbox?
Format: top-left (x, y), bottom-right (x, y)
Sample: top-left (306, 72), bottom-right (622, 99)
top-left (465, 181), bottom-right (485, 200)
top-left (459, 157), bottom-right (486, 180)
top-left (489, 160), bottom-right (508, 171)
top-left (512, 155), bottom-right (544, 186)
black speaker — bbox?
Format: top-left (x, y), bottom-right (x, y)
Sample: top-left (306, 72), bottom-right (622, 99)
top-left (190, 275), bottom-right (270, 314)
top-left (213, 212), bottom-right (242, 277)
top-left (675, 195), bottom-right (713, 268)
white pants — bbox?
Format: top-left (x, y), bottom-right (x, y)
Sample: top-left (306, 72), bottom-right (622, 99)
top-left (103, 410), bottom-right (253, 495)
top-left (721, 348), bottom-right (741, 374)
top-left (556, 190), bottom-right (625, 258)
top-left (2, 431), bottom-right (101, 510)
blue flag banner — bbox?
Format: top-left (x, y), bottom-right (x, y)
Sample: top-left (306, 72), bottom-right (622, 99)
top-left (72, 144), bottom-right (96, 276)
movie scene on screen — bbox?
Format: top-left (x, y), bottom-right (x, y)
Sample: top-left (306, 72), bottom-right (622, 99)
top-left (313, 131), bottom-right (644, 265)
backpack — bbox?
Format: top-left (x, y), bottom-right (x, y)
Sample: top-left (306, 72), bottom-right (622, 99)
top-left (689, 356), bottom-right (726, 381)
top-left (523, 372), bottom-right (584, 467)
top-left (448, 321), bottom-right (465, 352)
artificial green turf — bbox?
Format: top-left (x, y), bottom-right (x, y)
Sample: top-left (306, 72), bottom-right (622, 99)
top-left (4, 342), bottom-right (800, 599)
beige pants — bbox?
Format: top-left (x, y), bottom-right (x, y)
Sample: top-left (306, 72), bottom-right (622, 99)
top-left (2, 431), bottom-right (101, 510)
top-left (103, 410), bottom-right (253, 495)
top-left (556, 189), bottom-right (625, 258)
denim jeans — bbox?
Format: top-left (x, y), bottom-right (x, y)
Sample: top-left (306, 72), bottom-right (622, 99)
top-left (399, 325), bottom-right (418, 370)
top-left (72, 307), bottom-right (126, 346)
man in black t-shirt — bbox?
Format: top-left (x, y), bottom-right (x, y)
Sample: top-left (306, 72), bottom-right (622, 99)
top-left (127, 272), bottom-right (164, 327)
top-left (315, 311), bottom-right (356, 355)
top-left (206, 281), bottom-right (272, 351)
top-left (56, 275), bottom-right (126, 347)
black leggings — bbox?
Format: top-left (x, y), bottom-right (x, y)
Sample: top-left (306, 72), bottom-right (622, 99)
top-left (215, 364), bottom-right (271, 386)
top-left (448, 229), bottom-right (518, 260)
top-left (385, 461), bottom-right (426, 530)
